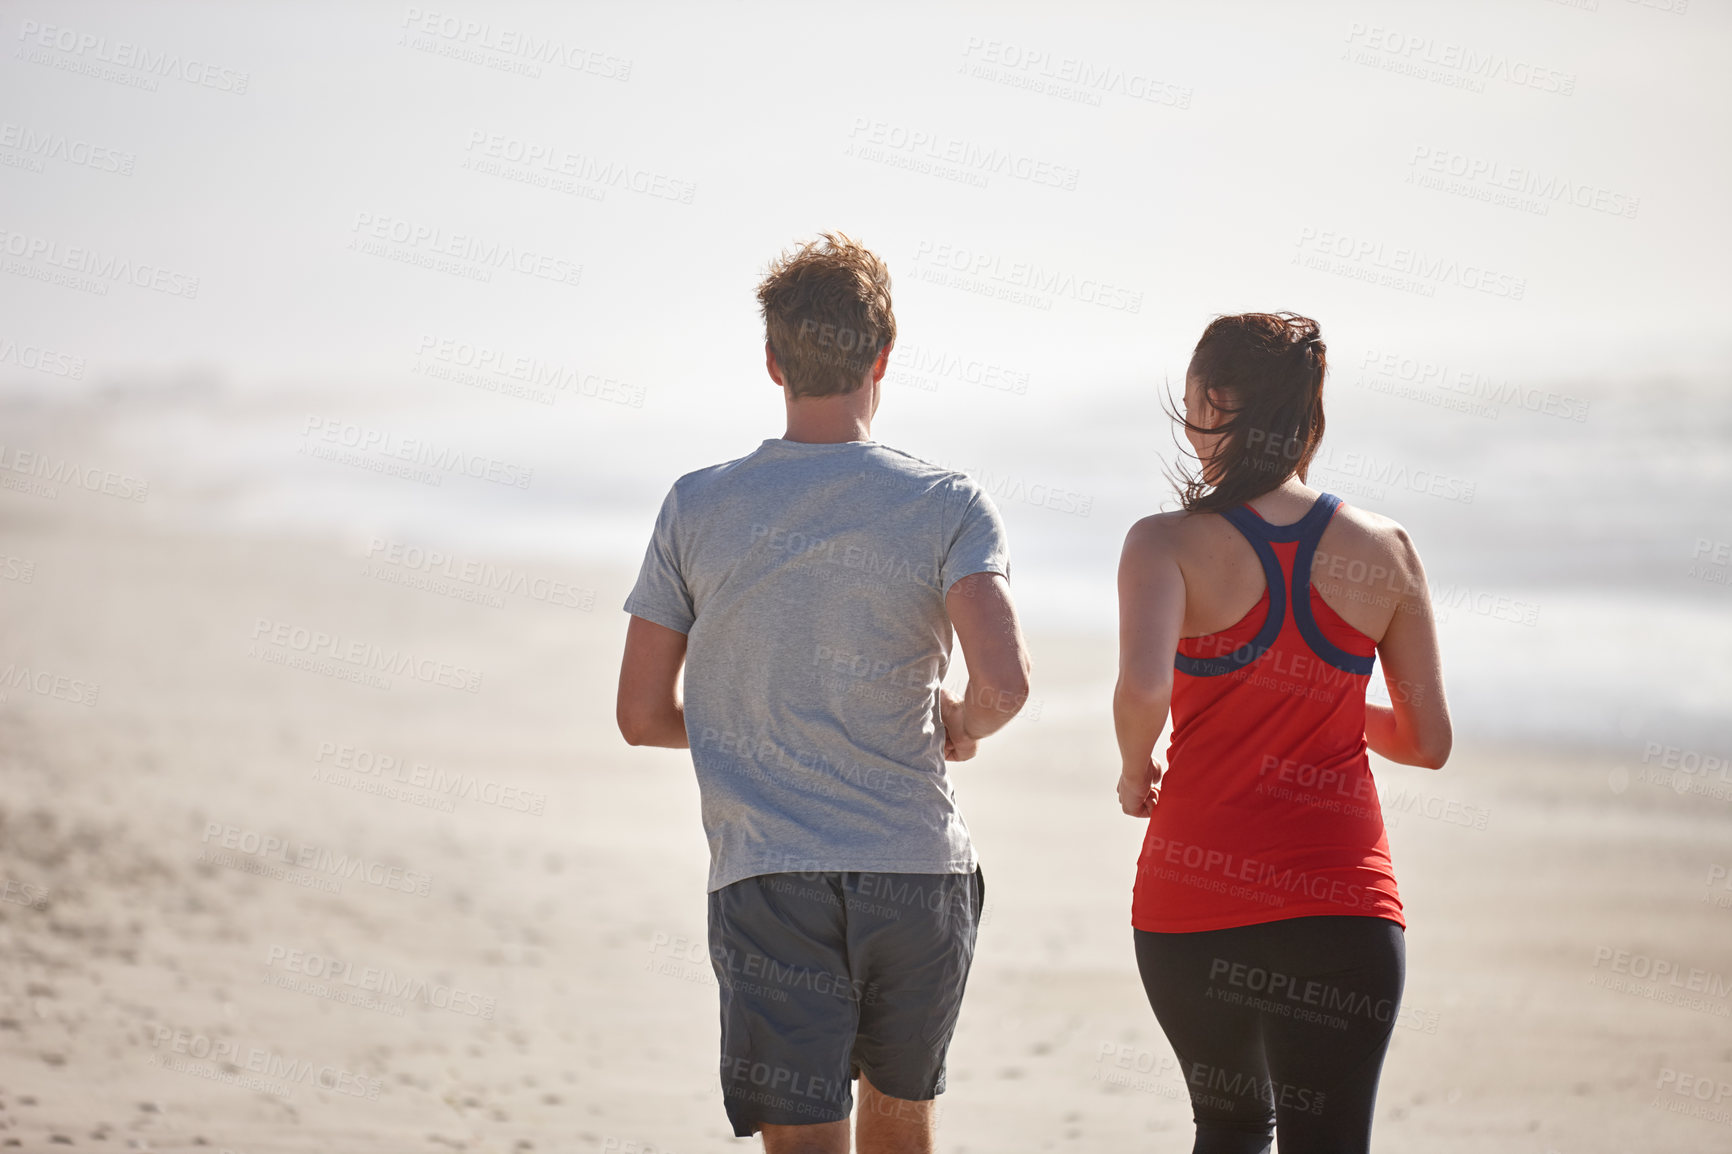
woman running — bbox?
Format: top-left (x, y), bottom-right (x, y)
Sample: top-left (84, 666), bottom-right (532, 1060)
top-left (1114, 312), bottom-right (1452, 1154)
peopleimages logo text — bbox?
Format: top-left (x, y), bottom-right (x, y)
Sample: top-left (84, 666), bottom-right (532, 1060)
top-left (910, 240), bottom-right (1142, 312)
top-left (1294, 228), bottom-right (1524, 300)
top-left (348, 212), bottom-right (582, 287)
top-left (16, 19), bottom-right (251, 93)
top-left (0, 226), bottom-right (199, 298)
top-left (200, 822), bottom-right (433, 896)
top-left (249, 617), bottom-right (484, 693)
top-left (301, 417), bottom-right (533, 489)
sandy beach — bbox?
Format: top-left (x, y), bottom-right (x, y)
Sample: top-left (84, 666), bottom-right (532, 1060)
top-left (0, 394), bottom-right (1727, 1154)
top-left (5, 0), bottom-right (1730, 1148)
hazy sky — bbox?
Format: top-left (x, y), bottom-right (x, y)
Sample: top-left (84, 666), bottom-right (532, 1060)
top-left (5, 0), bottom-right (1728, 400)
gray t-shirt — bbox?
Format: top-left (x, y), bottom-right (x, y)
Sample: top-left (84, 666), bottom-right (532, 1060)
top-left (624, 437), bottom-right (1011, 892)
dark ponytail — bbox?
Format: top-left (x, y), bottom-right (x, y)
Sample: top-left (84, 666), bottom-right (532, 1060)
top-left (1171, 311), bottom-right (1327, 514)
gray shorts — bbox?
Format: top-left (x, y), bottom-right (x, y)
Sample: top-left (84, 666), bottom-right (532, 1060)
top-left (707, 867), bottom-right (985, 1137)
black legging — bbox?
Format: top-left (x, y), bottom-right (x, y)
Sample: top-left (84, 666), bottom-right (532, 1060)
top-left (1134, 915), bottom-right (1405, 1154)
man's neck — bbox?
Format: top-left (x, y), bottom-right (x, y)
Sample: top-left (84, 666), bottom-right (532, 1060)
top-left (781, 399), bottom-right (873, 444)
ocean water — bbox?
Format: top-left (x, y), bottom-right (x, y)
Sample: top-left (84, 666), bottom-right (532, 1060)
top-left (17, 349), bottom-right (1728, 762)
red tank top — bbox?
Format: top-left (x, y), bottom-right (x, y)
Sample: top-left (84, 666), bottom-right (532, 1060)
top-left (1131, 492), bottom-right (1404, 933)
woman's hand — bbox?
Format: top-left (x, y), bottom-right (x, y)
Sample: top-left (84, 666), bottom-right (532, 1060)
top-left (1118, 758), bottom-right (1162, 817)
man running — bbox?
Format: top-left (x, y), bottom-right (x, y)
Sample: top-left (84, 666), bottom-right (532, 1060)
top-left (616, 232), bottom-right (1031, 1153)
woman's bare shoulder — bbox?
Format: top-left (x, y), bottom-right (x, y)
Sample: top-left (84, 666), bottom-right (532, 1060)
top-left (1124, 509), bottom-right (1216, 548)
top-left (1328, 501), bottom-right (1424, 567)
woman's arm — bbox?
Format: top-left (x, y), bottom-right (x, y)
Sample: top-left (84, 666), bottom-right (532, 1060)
top-left (1366, 526), bottom-right (1452, 769)
top-left (1115, 518), bottom-right (1187, 816)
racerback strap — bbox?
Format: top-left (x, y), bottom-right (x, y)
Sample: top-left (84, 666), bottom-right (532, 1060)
top-left (1174, 492), bottom-right (1374, 678)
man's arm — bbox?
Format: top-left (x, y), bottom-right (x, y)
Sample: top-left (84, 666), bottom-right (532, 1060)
top-left (941, 572), bottom-right (1031, 760)
top-left (617, 615), bottom-right (690, 748)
